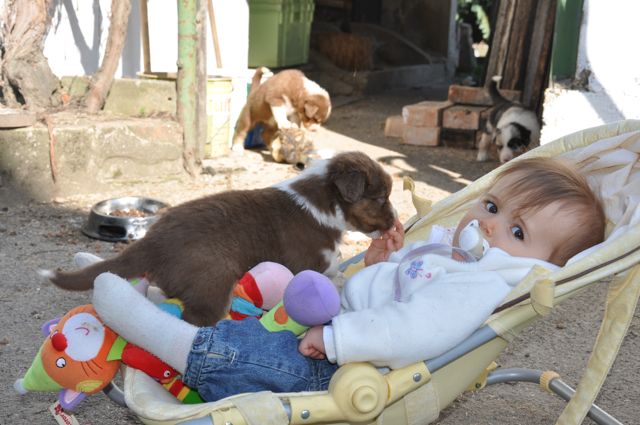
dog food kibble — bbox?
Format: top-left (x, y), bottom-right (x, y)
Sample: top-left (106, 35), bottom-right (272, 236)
top-left (109, 208), bottom-right (148, 218)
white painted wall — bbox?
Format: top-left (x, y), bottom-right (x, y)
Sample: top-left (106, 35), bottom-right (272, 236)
top-left (0, 0), bottom-right (251, 151)
top-left (542, 0), bottom-right (640, 143)
top-left (2, 0), bottom-right (249, 79)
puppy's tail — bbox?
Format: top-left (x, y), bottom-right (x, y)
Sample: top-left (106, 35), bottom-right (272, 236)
top-left (43, 249), bottom-right (148, 291)
top-left (488, 75), bottom-right (508, 105)
top-left (249, 66), bottom-right (270, 97)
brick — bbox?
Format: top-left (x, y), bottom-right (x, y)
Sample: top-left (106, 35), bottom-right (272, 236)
top-left (401, 100), bottom-right (452, 127)
top-left (442, 105), bottom-right (488, 130)
top-left (441, 128), bottom-right (476, 149)
top-left (384, 115), bottom-right (404, 138)
top-left (447, 85), bottom-right (521, 106)
top-left (402, 126), bottom-right (440, 146)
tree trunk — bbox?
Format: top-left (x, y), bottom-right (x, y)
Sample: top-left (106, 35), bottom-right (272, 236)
top-left (0, 0), bottom-right (61, 110)
top-left (84, 0), bottom-right (132, 113)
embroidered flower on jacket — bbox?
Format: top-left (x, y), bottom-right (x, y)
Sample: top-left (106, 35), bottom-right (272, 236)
top-left (405, 260), bottom-right (424, 279)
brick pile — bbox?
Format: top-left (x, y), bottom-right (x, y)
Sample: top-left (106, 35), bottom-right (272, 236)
top-left (384, 85), bottom-right (521, 149)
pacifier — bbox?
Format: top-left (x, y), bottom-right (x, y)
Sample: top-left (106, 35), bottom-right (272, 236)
top-left (458, 219), bottom-right (490, 260)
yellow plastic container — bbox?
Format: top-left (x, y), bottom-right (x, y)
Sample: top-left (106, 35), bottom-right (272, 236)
top-left (206, 77), bottom-right (233, 157)
top-left (138, 72), bottom-right (233, 158)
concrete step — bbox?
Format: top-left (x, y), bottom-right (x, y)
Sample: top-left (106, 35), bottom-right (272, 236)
top-left (61, 76), bottom-right (177, 117)
top-left (0, 111), bottom-right (185, 201)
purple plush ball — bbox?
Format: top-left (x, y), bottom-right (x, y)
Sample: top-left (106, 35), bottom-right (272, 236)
top-left (283, 270), bottom-right (340, 326)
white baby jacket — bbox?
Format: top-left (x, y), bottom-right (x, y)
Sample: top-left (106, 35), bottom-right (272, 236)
top-left (323, 228), bottom-right (558, 369)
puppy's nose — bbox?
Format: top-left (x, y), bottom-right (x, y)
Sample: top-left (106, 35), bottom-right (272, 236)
top-left (306, 123), bottom-right (320, 132)
top-left (385, 208), bottom-right (399, 230)
top-left (499, 150), bottom-right (514, 163)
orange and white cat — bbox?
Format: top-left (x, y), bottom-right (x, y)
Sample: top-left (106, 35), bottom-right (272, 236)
top-left (16, 299), bottom-right (180, 410)
top-left (15, 305), bottom-right (120, 410)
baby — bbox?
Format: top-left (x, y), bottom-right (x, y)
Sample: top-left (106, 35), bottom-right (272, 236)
top-left (300, 157), bottom-right (605, 364)
top-left (92, 157), bottom-right (605, 402)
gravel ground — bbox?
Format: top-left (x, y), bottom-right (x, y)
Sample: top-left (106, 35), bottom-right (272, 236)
top-left (1, 89), bottom-right (638, 425)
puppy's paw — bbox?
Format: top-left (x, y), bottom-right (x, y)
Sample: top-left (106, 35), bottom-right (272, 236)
top-left (147, 285), bottom-right (168, 304)
top-left (230, 144), bottom-right (245, 156)
top-left (277, 120), bottom-right (297, 130)
top-left (476, 150), bottom-right (489, 162)
top-left (306, 123), bottom-right (320, 132)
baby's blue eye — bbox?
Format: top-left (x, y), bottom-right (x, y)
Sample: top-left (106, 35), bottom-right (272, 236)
top-left (511, 226), bottom-right (524, 240)
top-left (485, 201), bottom-right (498, 214)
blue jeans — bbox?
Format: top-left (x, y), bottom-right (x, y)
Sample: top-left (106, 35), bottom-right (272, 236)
top-left (182, 318), bottom-right (339, 402)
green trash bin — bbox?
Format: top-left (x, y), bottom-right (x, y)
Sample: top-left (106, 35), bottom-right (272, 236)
top-left (248, 0), bottom-right (315, 68)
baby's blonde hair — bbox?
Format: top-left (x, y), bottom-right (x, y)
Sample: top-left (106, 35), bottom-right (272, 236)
top-left (492, 157), bottom-right (605, 266)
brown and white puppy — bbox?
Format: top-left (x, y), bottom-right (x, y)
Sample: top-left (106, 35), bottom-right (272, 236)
top-left (477, 76), bottom-right (540, 163)
top-left (231, 67), bottom-right (331, 153)
top-left (45, 152), bottom-right (395, 326)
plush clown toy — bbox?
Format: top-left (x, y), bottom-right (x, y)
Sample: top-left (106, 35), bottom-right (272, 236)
top-left (13, 277), bottom-right (200, 410)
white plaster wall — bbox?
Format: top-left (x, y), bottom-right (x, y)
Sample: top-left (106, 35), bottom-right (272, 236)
top-left (0, 0), bottom-right (249, 78)
top-left (542, 0), bottom-right (640, 143)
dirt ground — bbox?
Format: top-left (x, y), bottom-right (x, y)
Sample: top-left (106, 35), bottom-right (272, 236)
top-left (1, 89), bottom-right (638, 425)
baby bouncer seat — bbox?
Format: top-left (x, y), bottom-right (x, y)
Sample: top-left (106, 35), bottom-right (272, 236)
top-left (110, 120), bottom-right (640, 425)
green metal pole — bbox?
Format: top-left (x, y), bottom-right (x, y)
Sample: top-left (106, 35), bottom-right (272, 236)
top-left (550, 0), bottom-right (584, 81)
top-left (177, 0), bottom-right (198, 176)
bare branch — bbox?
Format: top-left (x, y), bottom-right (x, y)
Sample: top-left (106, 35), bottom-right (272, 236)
top-left (84, 0), bottom-right (132, 113)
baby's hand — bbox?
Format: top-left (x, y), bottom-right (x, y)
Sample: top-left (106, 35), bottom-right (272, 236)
top-left (298, 326), bottom-right (326, 360)
top-left (364, 219), bottom-right (404, 266)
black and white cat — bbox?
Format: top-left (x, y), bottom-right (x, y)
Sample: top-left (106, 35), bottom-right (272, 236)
top-left (477, 76), bottom-right (540, 163)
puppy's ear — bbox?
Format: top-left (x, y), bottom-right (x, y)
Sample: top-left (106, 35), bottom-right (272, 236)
top-left (334, 171), bottom-right (366, 203)
top-left (512, 123), bottom-right (532, 146)
top-left (507, 138), bottom-right (524, 150)
top-left (304, 102), bottom-right (319, 119)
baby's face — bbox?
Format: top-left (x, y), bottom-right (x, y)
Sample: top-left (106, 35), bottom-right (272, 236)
top-left (452, 174), bottom-right (577, 264)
